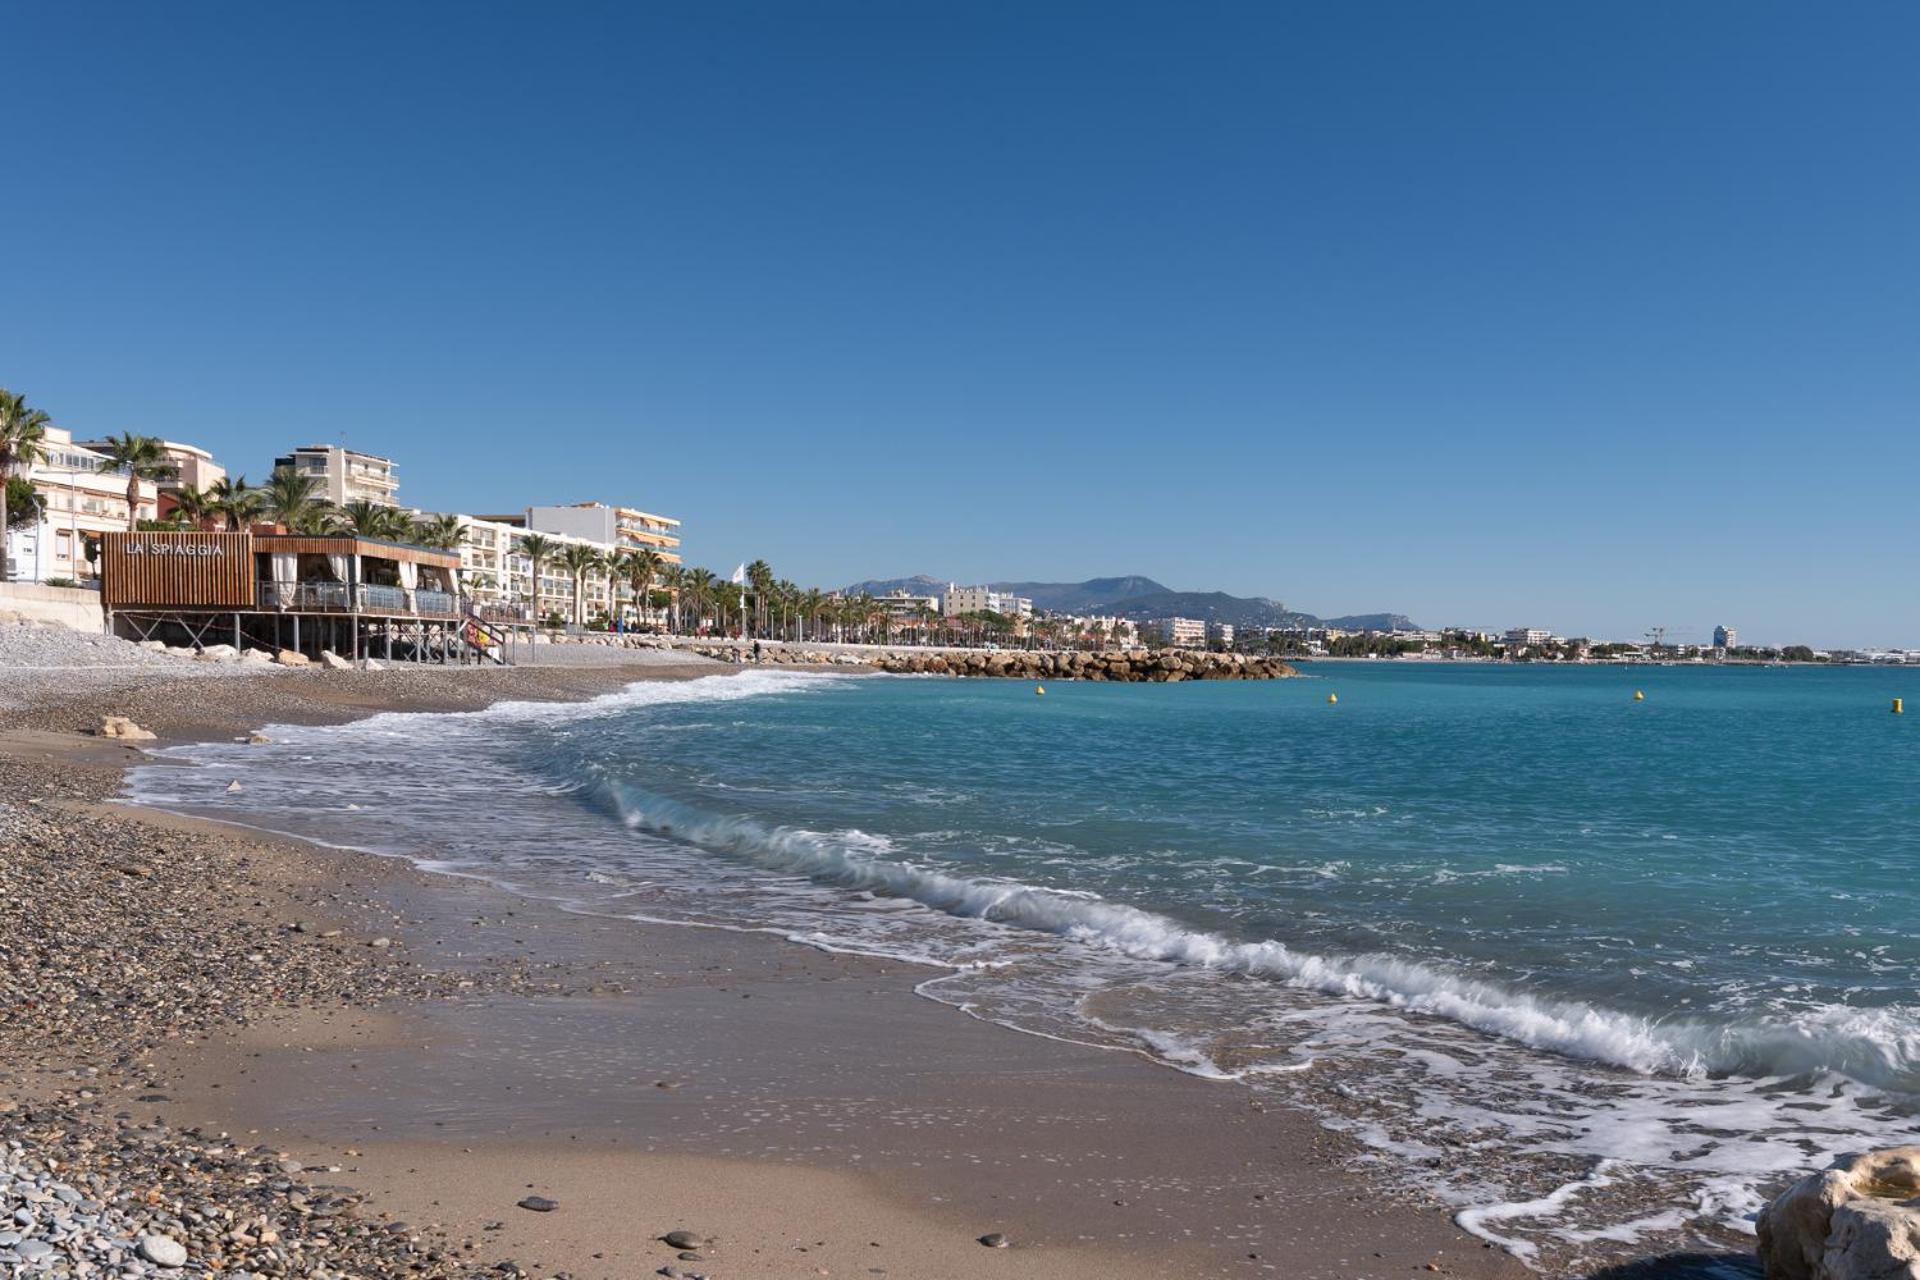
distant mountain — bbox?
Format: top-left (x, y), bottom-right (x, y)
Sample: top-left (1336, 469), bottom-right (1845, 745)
top-left (1323, 612), bottom-right (1419, 633)
top-left (989, 576), bottom-right (1168, 614)
top-left (842, 574), bottom-right (1417, 632)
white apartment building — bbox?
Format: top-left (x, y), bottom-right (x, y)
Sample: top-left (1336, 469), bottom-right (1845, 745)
top-left (4, 428), bottom-right (161, 584)
top-left (1146, 616), bottom-right (1208, 648)
top-left (453, 515), bottom-right (617, 623)
top-left (1504, 627), bottom-right (1555, 649)
top-left (943, 583), bottom-right (1034, 619)
top-left (526, 502), bottom-right (682, 564)
top-left (1208, 621), bottom-right (1235, 649)
top-left (74, 438), bottom-right (225, 517)
top-left (274, 445), bottom-right (400, 506)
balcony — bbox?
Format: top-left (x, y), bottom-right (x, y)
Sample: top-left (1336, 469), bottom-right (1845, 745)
top-left (257, 581), bottom-right (465, 618)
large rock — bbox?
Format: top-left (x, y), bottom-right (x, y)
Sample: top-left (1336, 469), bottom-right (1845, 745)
top-left (319, 649), bottom-right (353, 670)
top-left (1758, 1146), bottom-right (1920, 1280)
top-left (194, 643), bottom-right (237, 662)
top-left (275, 649), bottom-right (311, 667)
top-left (95, 715), bottom-right (157, 741)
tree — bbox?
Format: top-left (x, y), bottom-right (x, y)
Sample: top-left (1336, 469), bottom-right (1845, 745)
top-left (170, 484), bottom-right (217, 531)
top-left (207, 475), bottom-right (264, 532)
top-left (4, 475), bottom-right (44, 532)
top-left (0, 390), bottom-right (51, 579)
top-left (331, 499), bottom-right (406, 539)
top-left (261, 465), bottom-right (324, 532)
top-left (92, 434), bottom-right (178, 532)
top-left (557, 542), bottom-right (604, 627)
top-left (411, 512), bottom-right (465, 550)
top-left (620, 548), bottom-right (662, 625)
top-left (516, 533), bottom-right (555, 620)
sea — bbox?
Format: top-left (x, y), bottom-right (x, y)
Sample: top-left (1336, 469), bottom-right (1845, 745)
top-left (125, 661), bottom-right (1920, 1275)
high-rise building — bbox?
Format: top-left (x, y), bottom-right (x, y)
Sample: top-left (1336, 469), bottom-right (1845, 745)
top-left (1713, 625), bottom-right (1738, 650)
top-left (273, 445), bottom-right (400, 506)
top-left (942, 583), bottom-right (1033, 618)
top-left (1145, 616), bottom-right (1207, 648)
top-left (524, 502), bottom-right (681, 564)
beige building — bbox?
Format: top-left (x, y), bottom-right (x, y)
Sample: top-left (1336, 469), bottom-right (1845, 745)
top-left (273, 445), bottom-right (400, 506)
top-left (5, 428), bottom-right (161, 584)
top-left (525, 502), bottom-right (681, 564)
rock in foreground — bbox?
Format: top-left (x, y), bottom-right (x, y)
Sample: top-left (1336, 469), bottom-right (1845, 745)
top-left (1757, 1146), bottom-right (1920, 1280)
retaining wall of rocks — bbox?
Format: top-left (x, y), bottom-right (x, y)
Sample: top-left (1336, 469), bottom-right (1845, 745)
top-left (694, 644), bottom-right (1296, 682)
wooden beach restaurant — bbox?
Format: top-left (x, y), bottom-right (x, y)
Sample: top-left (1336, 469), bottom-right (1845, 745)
top-left (99, 530), bottom-right (526, 663)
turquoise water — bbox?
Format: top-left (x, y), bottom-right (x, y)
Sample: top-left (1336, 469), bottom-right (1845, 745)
top-left (129, 661), bottom-right (1920, 1271)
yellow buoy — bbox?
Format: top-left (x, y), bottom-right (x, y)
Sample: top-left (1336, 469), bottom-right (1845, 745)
top-left (1327, 692), bottom-right (1338, 705)
top-left (1894, 697), bottom-right (1904, 715)
top-left (1035, 684), bottom-right (1045, 696)
top-left (1633, 690), bottom-right (1645, 702)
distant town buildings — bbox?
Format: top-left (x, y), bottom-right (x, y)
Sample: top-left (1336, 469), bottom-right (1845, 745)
top-left (1503, 627), bottom-right (1554, 649)
top-left (943, 583), bottom-right (1033, 618)
top-left (1714, 624), bottom-right (1738, 650)
top-left (1145, 616), bottom-right (1207, 648)
top-left (273, 445), bottom-right (400, 507)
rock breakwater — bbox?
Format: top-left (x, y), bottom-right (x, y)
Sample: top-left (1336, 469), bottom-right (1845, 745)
top-left (691, 644), bottom-right (1297, 681)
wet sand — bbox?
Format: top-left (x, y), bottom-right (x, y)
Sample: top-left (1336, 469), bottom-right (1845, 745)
top-left (4, 660), bottom-right (1532, 1279)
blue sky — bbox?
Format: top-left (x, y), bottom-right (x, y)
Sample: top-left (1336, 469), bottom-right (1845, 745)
top-left (3, 3), bottom-right (1915, 646)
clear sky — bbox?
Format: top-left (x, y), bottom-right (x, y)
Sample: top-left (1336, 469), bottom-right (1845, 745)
top-left (4, 3), bottom-right (1914, 646)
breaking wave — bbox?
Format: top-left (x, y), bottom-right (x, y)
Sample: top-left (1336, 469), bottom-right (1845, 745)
top-left (599, 780), bottom-right (1920, 1092)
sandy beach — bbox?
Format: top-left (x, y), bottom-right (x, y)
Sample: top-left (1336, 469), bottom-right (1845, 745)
top-left (1, 648), bottom-right (1535, 1279)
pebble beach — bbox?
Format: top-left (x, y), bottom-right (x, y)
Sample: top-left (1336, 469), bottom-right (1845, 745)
top-left (1, 622), bottom-right (1533, 1280)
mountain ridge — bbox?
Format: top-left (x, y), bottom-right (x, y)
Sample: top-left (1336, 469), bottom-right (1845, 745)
top-left (841, 574), bottom-right (1417, 631)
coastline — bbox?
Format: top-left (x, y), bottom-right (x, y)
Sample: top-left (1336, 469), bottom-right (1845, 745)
top-left (0, 658), bottom-right (1535, 1279)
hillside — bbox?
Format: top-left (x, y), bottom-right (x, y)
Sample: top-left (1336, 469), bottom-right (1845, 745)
top-left (842, 574), bottom-right (1416, 631)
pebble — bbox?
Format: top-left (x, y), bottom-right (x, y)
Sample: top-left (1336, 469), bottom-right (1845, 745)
top-left (979, 1232), bottom-right (1011, 1248)
top-left (662, 1229), bottom-right (706, 1249)
top-left (518, 1196), bottom-right (560, 1213)
top-left (137, 1234), bottom-right (189, 1266)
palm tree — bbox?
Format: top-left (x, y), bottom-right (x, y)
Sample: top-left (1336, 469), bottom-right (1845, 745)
top-left (92, 433), bottom-right (177, 532)
top-left (411, 512), bottom-right (465, 550)
top-left (169, 484), bottom-right (216, 531)
top-left (619, 548), bottom-right (662, 626)
top-left (745, 559), bottom-right (775, 637)
top-left (261, 465), bottom-right (323, 532)
top-left (207, 475), bottom-right (264, 532)
top-left (681, 567), bottom-right (718, 634)
top-left (658, 563), bottom-right (685, 633)
top-left (0, 390), bottom-right (51, 580)
top-left (516, 533), bottom-right (556, 622)
top-left (331, 499), bottom-right (398, 538)
top-left (557, 542), bottom-right (604, 627)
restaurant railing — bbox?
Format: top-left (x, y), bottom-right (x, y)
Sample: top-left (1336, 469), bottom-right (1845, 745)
top-left (256, 581), bottom-right (466, 617)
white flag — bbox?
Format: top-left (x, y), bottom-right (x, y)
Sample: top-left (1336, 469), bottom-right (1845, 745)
top-left (730, 563), bottom-right (747, 585)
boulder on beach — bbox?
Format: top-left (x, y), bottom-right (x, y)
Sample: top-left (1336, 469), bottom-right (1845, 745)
top-left (275, 649), bottom-right (310, 667)
top-left (1757, 1146), bottom-right (1920, 1280)
top-left (320, 649), bottom-right (353, 670)
top-left (194, 643), bottom-right (238, 662)
top-left (95, 715), bottom-right (157, 741)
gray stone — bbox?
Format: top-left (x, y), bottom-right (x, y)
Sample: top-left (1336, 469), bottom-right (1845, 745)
top-left (517, 1196), bottom-right (559, 1213)
top-left (138, 1234), bottom-right (189, 1267)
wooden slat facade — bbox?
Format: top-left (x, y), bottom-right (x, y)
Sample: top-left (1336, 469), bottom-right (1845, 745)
top-left (257, 535), bottom-right (460, 569)
top-left (101, 531), bottom-right (256, 609)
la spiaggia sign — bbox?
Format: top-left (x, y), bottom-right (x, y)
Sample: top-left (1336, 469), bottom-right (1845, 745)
top-left (123, 541), bottom-right (227, 557)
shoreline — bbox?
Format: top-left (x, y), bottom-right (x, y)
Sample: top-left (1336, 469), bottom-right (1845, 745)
top-left (4, 659), bottom-right (1533, 1278)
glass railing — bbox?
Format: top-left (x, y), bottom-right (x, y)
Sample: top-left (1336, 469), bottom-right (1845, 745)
top-left (255, 581), bottom-right (465, 616)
